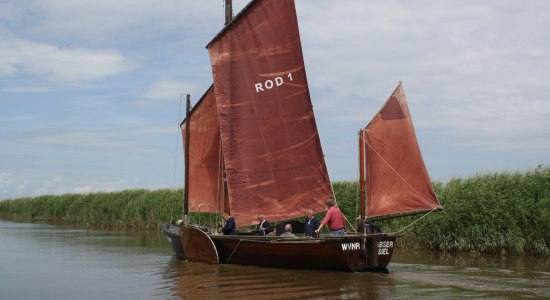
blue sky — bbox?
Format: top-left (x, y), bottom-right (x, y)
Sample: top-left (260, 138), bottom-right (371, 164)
top-left (1, 0), bottom-right (549, 200)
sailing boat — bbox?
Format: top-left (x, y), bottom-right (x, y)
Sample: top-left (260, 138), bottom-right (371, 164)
top-left (161, 0), bottom-right (441, 273)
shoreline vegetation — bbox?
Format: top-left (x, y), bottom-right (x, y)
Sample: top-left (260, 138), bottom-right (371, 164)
top-left (1, 166), bottom-right (548, 256)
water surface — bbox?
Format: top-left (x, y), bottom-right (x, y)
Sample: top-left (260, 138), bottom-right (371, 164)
top-left (1, 220), bottom-right (548, 299)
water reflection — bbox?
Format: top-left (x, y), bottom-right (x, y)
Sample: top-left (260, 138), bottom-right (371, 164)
top-left (160, 246), bottom-right (550, 299)
top-left (0, 220), bottom-right (175, 300)
top-left (162, 258), bottom-right (395, 299)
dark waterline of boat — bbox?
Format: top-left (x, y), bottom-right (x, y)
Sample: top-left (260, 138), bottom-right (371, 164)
top-left (1, 220), bottom-right (548, 299)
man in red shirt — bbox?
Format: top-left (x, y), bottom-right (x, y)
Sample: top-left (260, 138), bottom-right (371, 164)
top-left (315, 199), bottom-right (345, 236)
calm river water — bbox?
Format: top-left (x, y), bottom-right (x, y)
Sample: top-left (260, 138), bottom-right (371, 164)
top-left (1, 220), bottom-right (548, 299)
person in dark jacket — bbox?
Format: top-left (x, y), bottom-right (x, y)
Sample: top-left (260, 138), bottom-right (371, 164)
top-left (304, 209), bottom-right (320, 238)
top-left (221, 212), bottom-right (237, 235)
top-left (254, 214), bottom-right (271, 236)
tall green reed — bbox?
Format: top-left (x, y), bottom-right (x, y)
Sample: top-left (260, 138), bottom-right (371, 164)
top-left (1, 166), bottom-right (548, 255)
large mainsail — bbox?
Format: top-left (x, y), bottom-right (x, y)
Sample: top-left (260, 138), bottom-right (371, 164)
top-left (206, 0), bottom-right (333, 225)
top-left (360, 83), bottom-right (442, 219)
top-left (181, 86), bottom-right (224, 215)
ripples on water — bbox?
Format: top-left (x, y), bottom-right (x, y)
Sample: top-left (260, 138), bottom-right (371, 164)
top-left (1, 220), bottom-right (548, 299)
top-left (162, 259), bottom-right (394, 299)
top-left (159, 243), bottom-right (550, 299)
top-left (160, 258), bottom-right (549, 299)
top-left (389, 250), bottom-right (550, 299)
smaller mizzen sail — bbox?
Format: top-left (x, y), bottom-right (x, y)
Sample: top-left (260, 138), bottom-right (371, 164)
top-left (359, 82), bottom-right (442, 220)
top-left (181, 85), bottom-right (225, 214)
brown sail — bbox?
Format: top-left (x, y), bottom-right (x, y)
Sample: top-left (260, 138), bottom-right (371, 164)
top-left (181, 85), bottom-right (224, 215)
top-left (206, 0), bottom-right (333, 225)
top-left (360, 82), bottom-right (442, 219)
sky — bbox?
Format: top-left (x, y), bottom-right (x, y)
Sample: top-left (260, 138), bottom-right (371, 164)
top-left (1, 0), bottom-right (549, 201)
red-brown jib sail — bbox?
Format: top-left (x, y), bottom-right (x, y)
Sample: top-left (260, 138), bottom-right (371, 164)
top-left (360, 82), bottom-right (442, 220)
top-left (206, 0), bottom-right (333, 225)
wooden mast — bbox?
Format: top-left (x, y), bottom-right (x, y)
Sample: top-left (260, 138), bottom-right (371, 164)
top-left (225, 0), bottom-right (233, 25)
top-left (183, 94), bottom-right (191, 225)
top-left (222, 0), bottom-right (232, 216)
top-left (358, 129), bottom-right (366, 233)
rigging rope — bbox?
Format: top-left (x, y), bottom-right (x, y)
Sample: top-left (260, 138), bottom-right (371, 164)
top-left (224, 239), bottom-right (242, 264)
top-left (341, 213), bottom-right (356, 233)
top-left (398, 207), bottom-right (439, 233)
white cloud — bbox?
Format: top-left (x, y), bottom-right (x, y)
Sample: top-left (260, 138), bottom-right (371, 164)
top-left (1, 0), bottom-right (247, 45)
top-left (0, 29), bottom-right (134, 85)
top-left (137, 78), bottom-right (201, 107)
top-left (72, 179), bottom-right (131, 194)
top-left (9, 126), bottom-right (173, 154)
top-left (0, 173), bottom-right (135, 199)
top-left (296, 0), bottom-right (550, 156)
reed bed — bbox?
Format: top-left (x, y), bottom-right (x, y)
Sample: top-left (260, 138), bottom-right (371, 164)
top-left (0, 189), bottom-right (183, 229)
top-left (1, 166), bottom-right (548, 255)
top-left (373, 165), bottom-right (550, 256)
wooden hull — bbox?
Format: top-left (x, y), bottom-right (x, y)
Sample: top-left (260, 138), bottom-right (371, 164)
top-left (161, 224), bottom-right (397, 273)
top-left (211, 235), bottom-right (396, 273)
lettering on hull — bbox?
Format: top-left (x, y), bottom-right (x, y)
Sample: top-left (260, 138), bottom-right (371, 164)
top-left (377, 240), bottom-right (394, 255)
top-left (341, 242), bottom-right (360, 251)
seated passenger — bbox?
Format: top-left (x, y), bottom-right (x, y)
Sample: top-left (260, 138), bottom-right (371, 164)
top-left (266, 226), bottom-right (277, 236)
top-left (279, 224), bottom-right (297, 238)
top-left (220, 213), bottom-right (237, 235)
top-left (251, 214), bottom-right (271, 236)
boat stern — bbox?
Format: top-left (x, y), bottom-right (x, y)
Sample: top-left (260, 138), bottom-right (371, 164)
top-left (365, 234), bottom-right (398, 273)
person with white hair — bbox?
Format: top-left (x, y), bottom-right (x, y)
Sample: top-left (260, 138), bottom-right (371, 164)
top-left (279, 223), bottom-right (297, 238)
top-left (254, 214), bottom-right (271, 236)
top-left (304, 208), bottom-right (320, 238)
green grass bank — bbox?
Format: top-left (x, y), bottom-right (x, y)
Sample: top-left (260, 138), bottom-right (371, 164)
top-left (1, 166), bottom-right (548, 255)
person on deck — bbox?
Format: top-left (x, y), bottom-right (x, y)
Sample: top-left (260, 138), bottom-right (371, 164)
top-left (221, 212), bottom-right (237, 235)
top-left (266, 227), bottom-right (277, 236)
top-left (304, 208), bottom-right (320, 238)
top-left (254, 214), bottom-right (271, 236)
top-left (315, 199), bottom-right (345, 236)
top-left (279, 224), bottom-right (297, 238)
